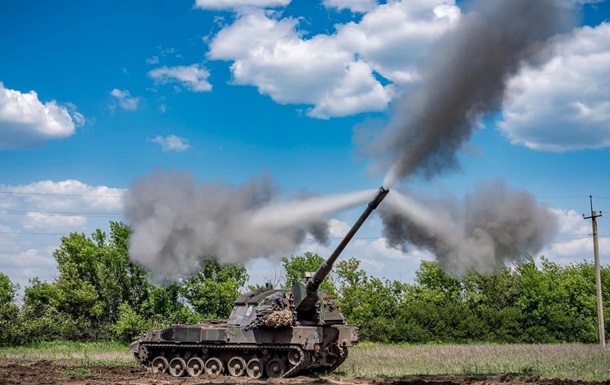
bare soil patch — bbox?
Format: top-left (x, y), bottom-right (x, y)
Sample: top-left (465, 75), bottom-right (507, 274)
top-left (0, 359), bottom-right (607, 385)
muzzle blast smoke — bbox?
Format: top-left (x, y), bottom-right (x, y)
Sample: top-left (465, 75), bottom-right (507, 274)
top-left (375, 0), bottom-right (574, 188)
top-left (124, 170), bottom-right (378, 280)
top-left (380, 182), bottom-right (558, 275)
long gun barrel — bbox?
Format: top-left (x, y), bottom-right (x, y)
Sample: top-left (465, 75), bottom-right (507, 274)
top-left (307, 186), bottom-right (389, 292)
top-left (294, 186), bottom-right (389, 313)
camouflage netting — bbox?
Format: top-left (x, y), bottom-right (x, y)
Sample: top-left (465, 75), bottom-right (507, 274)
top-left (263, 309), bottom-right (293, 328)
top-left (245, 292), bottom-right (294, 330)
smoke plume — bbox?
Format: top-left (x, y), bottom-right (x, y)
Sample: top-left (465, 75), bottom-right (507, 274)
top-left (380, 182), bottom-right (558, 275)
top-left (377, 0), bottom-right (573, 188)
top-left (124, 170), bottom-right (376, 279)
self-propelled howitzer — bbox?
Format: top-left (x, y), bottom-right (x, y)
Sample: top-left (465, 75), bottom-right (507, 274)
top-left (130, 186), bottom-right (389, 379)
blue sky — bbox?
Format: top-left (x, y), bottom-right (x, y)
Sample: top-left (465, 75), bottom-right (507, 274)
top-left (1, 0), bottom-right (609, 290)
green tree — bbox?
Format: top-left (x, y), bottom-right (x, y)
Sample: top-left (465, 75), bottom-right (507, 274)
top-left (181, 259), bottom-right (249, 319)
top-left (139, 282), bottom-right (196, 327)
top-left (516, 257), bottom-right (601, 343)
top-left (20, 278), bottom-right (75, 343)
top-left (413, 261), bottom-right (480, 342)
top-left (109, 303), bottom-right (150, 341)
top-left (463, 267), bottom-right (523, 342)
top-left (21, 222), bottom-right (151, 341)
top-left (281, 252), bottom-right (337, 296)
top-left (53, 222), bottom-right (150, 329)
top-left (335, 258), bottom-right (407, 342)
top-left (0, 273), bottom-right (20, 346)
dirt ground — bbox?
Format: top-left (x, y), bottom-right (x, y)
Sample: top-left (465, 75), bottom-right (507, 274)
top-left (0, 359), bottom-right (608, 385)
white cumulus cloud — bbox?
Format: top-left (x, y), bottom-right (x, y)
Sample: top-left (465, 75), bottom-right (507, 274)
top-left (21, 213), bottom-right (87, 232)
top-left (208, 12), bottom-right (390, 118)
top-left (0, 179), bottom-right (125, 212)
top-left (498, 22), bottom-right (610, 151)
top-left (323, 0), bottom-right (378, 13)
top-left (148, 64), bottom-right (212, 92)
top-left (150, 135), bottom-right (191, 152)
top-left (309, 60), bottom-right (393, 119)
top-left (110, 89), bottom-right (140, 111)
top-left (207, 1), bottom-right (458, 118)
top-left (335, 0), bottom-right (460, 84)
top-left (194, 0), bottom-right (291, 10)
top-left (0, 83), bottom-right (79, 149)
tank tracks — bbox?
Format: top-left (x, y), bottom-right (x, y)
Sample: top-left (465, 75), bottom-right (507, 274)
top-left (136, 342), bottom-right (308, 378)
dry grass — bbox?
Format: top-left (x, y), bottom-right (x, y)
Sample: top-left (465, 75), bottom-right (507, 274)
top-left (340, 342), bottom-right (610, 381)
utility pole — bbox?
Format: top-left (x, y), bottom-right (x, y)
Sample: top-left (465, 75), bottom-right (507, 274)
top-left (583, 195), bottom-right (605, 348)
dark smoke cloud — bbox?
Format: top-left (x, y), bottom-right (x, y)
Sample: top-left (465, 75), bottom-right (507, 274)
top-left (124, 170), bottom-right (375, 279)
top-left (376, 0), bottom-right (574, 187)
top-left (380, 182), bottom-right (558, 275)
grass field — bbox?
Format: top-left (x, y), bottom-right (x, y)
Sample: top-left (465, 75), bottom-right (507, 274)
top-left (0, 341), bottom-right (133, 367)
top-left (340, 342), bottom-right (610, 381)
top-left (1, 341), bottom-right (609, 381)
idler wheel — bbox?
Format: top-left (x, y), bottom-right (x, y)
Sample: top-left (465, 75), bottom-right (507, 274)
top-left (186, 357), bottom-right (205, 377)
top-left (266, 358), bottom-right (285, 378)
top-left (246, 358), bottom-right (263, 379)
top-left (288, 348), bottom-right (301, 366)
top-left (151, 356), bottom-right (168, 373)
top-left (204, 357), bottom-right (224, 375)
top-left (168, 357), bottom-right (187, 377)
top-left (227, 356), bottom-right (246, 377)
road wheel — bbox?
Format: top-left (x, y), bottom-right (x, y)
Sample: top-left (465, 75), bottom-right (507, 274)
top-left (227, 356), bottom-right (246, 377)
top-left (151, 356), bottom-right (168, 374)
top-left (168, 357), bottom-right (186, 377)
top-left (186, 357), bottom-right (205, 377)
top-left (246, 358), bottom-right (263, 379)
top-left (204, 357), bottom-right (224, 375)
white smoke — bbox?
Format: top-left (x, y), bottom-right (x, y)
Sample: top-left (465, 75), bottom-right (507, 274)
top-left (124, 170), bottom-right (376, 279)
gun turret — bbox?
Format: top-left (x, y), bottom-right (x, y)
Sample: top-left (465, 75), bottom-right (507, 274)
top-left (294, 186), bottom-right (389, 314)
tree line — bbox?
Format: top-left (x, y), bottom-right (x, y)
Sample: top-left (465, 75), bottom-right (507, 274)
top-left (1, 221), bottom-right (608, 346)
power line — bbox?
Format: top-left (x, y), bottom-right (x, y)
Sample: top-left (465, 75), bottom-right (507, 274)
top-left (0, 210), bottom-right (122, 218)
top-left (0, 190), bottom-right (604, 200)
top-left (0, 231), bottom-right (71, 236)
top-left (592, 195), bottom-right (610, 200)
top-left (0, 191), bottom-right (124, 198)
top-left (2, 231), bottom-right (608, 240)
top-left (536, 195), bottom-right (589, 199)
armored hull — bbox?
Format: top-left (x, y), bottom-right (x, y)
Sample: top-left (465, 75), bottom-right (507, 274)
top-left (130, 288), bottom-right (358, 378)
